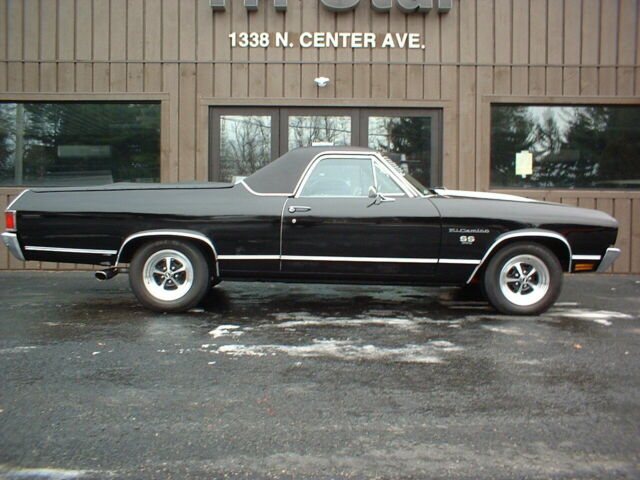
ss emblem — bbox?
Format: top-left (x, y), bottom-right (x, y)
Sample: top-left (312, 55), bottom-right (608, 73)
top-left (460, 235), bottom-right (475, 245)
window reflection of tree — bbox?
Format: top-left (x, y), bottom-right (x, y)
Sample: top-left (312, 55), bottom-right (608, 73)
top-left (0, 103), bottom-right (160, 186)
top-left (220, 115), bottom-right (271, 182)
top-left (368, 116), bottom-right (431, 186)
top-left (491, 105), bottom-right (640, 189)
top-left (288, 116), bottom-right (350, 150)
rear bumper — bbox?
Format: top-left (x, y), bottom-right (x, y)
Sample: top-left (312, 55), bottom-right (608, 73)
top-left (597, 247), bottom-right (621, 272)
top-left (1, 232), bottom-right (25, 262)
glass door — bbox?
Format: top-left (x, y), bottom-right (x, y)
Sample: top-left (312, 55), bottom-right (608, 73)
top-left (210, 107), bottom-right (441, 187)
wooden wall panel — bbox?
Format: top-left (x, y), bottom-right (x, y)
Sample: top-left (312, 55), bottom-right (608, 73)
top-left (0, 0), bottom-right (638, 272)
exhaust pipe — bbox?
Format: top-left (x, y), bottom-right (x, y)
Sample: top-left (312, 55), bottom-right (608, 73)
top-left (95, 268), bottom-right (119, 281)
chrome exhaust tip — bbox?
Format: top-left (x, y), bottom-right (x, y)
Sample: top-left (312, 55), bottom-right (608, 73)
top-left (95, 268), bottom-right (119, 281)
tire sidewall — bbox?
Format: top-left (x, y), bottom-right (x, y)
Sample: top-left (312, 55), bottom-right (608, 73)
top-left (483, 242), bottom-right (563, 315)
top-left (129, 240), bottom-right (211, 312)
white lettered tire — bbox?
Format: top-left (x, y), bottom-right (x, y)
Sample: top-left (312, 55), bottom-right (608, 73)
top-left (482, 242), bottom-right (563, 315)
top-left (129, 240), bottom-right (211, 312)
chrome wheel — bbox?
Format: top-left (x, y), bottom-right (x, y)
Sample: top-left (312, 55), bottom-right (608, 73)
top-left (142, 249), bottom-right (194, 302)
top-left (498, 254), bottom-right (550, 307)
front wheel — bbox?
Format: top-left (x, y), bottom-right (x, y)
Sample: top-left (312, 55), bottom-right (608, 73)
top-left (482, 242), bottom-right (563, 315)
top-left (129, 240), bottom-right (211, 312)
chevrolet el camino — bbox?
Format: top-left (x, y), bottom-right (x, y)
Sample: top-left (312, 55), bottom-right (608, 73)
top-left (2, 147), bottom-right (620, 314)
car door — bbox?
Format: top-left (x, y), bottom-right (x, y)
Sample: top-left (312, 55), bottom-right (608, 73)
top-left (280, 154), bottom-right (441, 280)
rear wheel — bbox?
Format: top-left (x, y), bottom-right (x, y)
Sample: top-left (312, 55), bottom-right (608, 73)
top-left (482, 242), bottom-right (562, 315)
top-left (129, 240), bottom-right (210, 312)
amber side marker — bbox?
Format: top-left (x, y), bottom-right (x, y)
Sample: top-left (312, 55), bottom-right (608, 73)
top-left (574, 263), bottom-right (595, 272)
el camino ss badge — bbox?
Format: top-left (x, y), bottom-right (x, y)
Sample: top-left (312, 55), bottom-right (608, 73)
top-left (459, 235), bottom-right (475, 245)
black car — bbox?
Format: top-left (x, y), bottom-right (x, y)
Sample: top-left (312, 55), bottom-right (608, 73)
top-left (2, 146), bottom-right (620, 314)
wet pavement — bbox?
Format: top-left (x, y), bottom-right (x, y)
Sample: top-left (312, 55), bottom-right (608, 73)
top-left (0, 272), bottom-right (639, 480)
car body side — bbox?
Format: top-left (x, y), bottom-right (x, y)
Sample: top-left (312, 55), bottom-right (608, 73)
top-left (5, 178), bottom-right (619, 286)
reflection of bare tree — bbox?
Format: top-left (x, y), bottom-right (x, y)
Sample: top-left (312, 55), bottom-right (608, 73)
top-left (288, 116), bottom-right (350, 149)
top-left (492, 105), bottom-right (640, 189)
top-left (220, 116), bottom-right (271, 181)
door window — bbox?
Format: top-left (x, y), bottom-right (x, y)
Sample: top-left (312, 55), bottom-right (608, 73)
top-left (298, 157), bottom-right (374, 197)
top-left (374, 161), bottom-right (405, 195)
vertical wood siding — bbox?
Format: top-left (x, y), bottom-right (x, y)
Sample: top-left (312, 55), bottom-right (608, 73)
top-left (0, 0), bottom-right (638, 272)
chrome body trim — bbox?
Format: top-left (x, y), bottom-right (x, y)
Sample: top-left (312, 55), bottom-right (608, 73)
top-left (282, 255), bottom-right (437, 263)
top-left (25, 245), bottom-right (117, 255)
top-left (596, 247), bottom-right (621, 272)
top-left (215, 255), bottom-right (485, 265)
top-left (2, 232), bottom-right (25, 261)
top-left (465, 229), bottom-right (573, 284)
top-left (115, 230), bottom-right (220, 277)
top-left (6, 189), bottom-right (30, 211)
top-left (240, 180), bottom-right (291, 197)
top-left (439, 258), bottom-right (482, 265)
top-left (572, 254), bottom-right (602, 261)
top-left (218, 255), bottom-right (280, 261)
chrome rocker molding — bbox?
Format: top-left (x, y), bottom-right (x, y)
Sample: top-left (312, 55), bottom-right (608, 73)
top-left (465, 229), bottom-right (573, 284)
top-left (596, 247), bottom-right (621, 272)
top-left (1, 232), bottom-right (25, 261)
top-left (115, 229), bottom-right (220, 277)
top-left (25, 245), bottom-right (117, 255)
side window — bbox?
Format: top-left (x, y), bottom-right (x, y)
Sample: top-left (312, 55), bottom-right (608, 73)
top-left (374, 161), bottom-right (405, 195)
top-left (299, 157), bottom-right (374, 197)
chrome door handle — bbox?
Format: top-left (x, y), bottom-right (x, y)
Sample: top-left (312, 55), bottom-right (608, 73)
top-left (288, 206), bottom-right (312, 213)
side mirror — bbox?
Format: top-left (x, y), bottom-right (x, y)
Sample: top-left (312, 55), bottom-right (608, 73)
top-left (368, 186), bottom-right (378, 199)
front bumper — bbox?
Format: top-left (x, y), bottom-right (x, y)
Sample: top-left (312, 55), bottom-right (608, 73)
top-left (597, 247), bottom-right (621, 272)
top-left (1, 232), bottom-right (25, 262)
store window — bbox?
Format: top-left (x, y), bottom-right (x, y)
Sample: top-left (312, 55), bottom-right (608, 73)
top-left (491, 104), bottom-right (640, 189)
top-left (220, 114), bottom-right (272, 182)
top-left (288, 115), bottom-right (351, 150)
top-left (210, 107), bottom-right (441, 186)
top-left (0, 102), bottom-right (160, 187)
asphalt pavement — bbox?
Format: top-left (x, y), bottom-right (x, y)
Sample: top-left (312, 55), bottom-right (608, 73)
top-left (0, 272), bottom-right (639, 480)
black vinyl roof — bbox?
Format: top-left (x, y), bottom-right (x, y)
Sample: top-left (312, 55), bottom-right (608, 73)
top-left (244, 146), bottom-right (374, 194)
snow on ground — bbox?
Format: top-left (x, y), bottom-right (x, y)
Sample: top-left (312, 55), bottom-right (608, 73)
top-left (210, 338), bottom-right (461, 363)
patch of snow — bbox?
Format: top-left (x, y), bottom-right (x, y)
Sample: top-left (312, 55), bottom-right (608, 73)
top-left (270, 317), bottom-right (418, 330)
top-left (0, 466), bottom-right (88, 479)
top-left (482, 325), bottom-right (524, 336)
top-left (0, 346), bottom-right (39, 354)
top-left (208, 325), bottom-right (244, 338)
top-left (212, 339), bottom-right (461, 363)
top-left (554, 308), bottom-right (632, 326)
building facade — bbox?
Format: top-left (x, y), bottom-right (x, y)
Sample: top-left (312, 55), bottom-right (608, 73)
top-left (0, 0), bottom-right (639, 272)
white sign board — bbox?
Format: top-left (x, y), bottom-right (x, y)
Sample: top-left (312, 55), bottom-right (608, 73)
top-left (515, 150), bottom-right (533, 178)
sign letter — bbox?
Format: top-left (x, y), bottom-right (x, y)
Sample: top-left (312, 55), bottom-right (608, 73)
top-left (370, 0), bottom-right (392, 12)
top-left (209, 0), bottom-right (226, 10)
top-left (320, 0), bottom-right (361, 12)
top-left (397, 0), bottom-right (433, 14)
top-left (244, 0), bottom-right (258, 10)
top-left (437, 0), bottom-right (453, 13)
top-left (274, 0), bottom-right (288, 11)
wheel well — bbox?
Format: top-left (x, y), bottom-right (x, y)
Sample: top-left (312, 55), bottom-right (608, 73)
top-left (117, 234), bottom-right (218, 275)
top-left (472, 236), bottom-right (571, 281)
